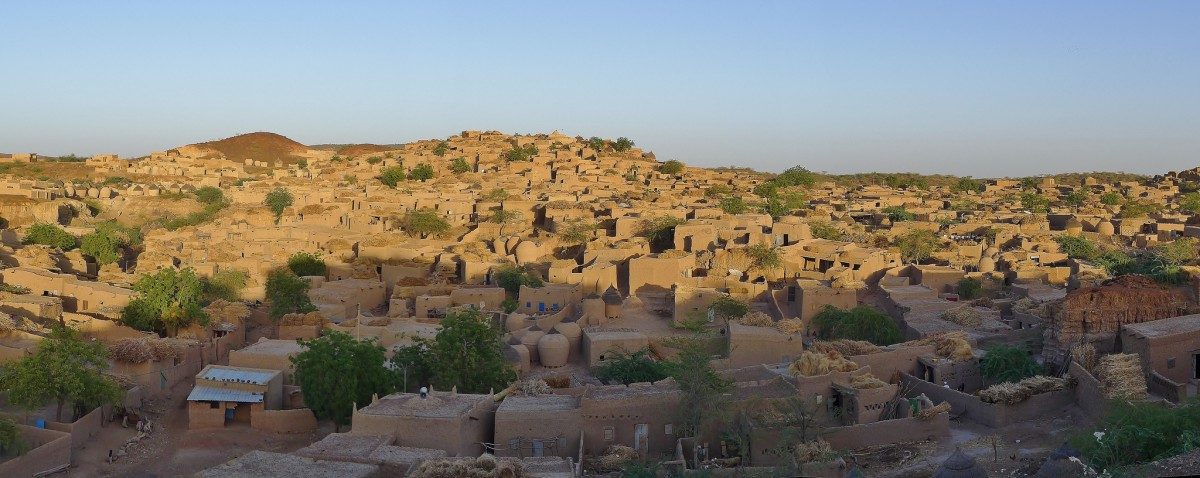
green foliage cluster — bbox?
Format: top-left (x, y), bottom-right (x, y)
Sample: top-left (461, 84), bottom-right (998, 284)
top-left (979, 345), bottom-right (1041, 383)
top-left (613, 137), bottom-right (635, 152)
top-left (24, 223), bottom-right (77, 250)
top-left (194, 186), bottom-right (224, 205)
top-left (745, 244), bottom-right (782, 271)
top-left (586, 137), bottom-right (606, 150)
top-left (390, 308), bottom-right (516, 394)
top-left (432, 141), bottom-right (449, 157)
top-left (719, 196), bottom-right (748, 214)
top-left (1116, 200), bottom-right (1161, 218)
top-left (1055, 235), bottom-right (1102, 261)
top-left (265, 268), bottom-right (317, 320)
top-left (667, 337), bottom-right (733, 437)
top-left (380, 166), bottom-right (407, 188)
top-left (594, 350), bottom-right (670, 385)
top-left (957, 277), bottom-right (983, 299)
top-left (658, 160), bottom-right (685, 175)
top-left (0, 417), bottom-right (22, 456)
top-left (204, 269), bottom-right (247, 302)
top-left (482, 188), bottom-right (509, 202)
top-left (263, 187), bottom-right (294, 224)
top-left (0, 327), bottom-right (121, 422)
top-left (122, 268), bottom-right (208, 334)
top-left (704, 184), bottom-right (732, 198)
top-left (808, 221), bottom-right (844, 240)
top-left (503, 143), bottom-right (538, 162)
top-left (811, 305), bottom-right (902, 346)
top-left (163, 197), bottom-right (228, 230)
top-left (365, 156), bottom-right (383, 165)
top-left (449, 157), bottom-right (471, 174)
top-left (1073, 399), bottom-right (1200, 471)
top-left (1064, 189), bottom-right (1089, 207)
top-left (494, 266), bottom-right (543, 297)
top-left (951, 178), bottom-right (985, 193)
top-left (558, 218), bottom-right (597, 244)
top-left (709, 296), bottom-right (749, 320)
top-left (1179, 192), bottom-right (1200, 214)
top-left (287, 251), bottom-right (327, 277)
top-left (401, 208), bottom-right (450, 238)
top-left (292, 331), bottom-right (395, 430)
top-left (408, 162), bottom-right (435, 181)
top-left (1020, 192), bottom-right (1050, 212)
top-left (882, 206), bottom-right (914, 221)
top-left (80, 221), bottom-right (139, 266)
top-left (1099, 192), bottom-right (1123, 205)
top-left (0, 283), bottom-right (31, 294)
top-left (896, 229), bottom-right (939, 263)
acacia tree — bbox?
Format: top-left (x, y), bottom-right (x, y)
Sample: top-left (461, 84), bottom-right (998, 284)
top-left (24, 223), bottom-right (77, 250)
top-left (264, 187), bottom-right (294, 224)
top-left (665, 337), bottom-right (732, 438)
top-left (265, 268), bottom-right (317, 320)
top-left (121, 267), bottom-right (207, 335)
top-left (896, 229), bottom-right (939, 264)
top-left (402, 209), bottom-right (449, 238)
top-left (390, 308), bottom-right (515, 394)
top-left (287, 251), bottom-right (327, 277)
top-left (291, 331), bottom-right (395, 431)
top-left (408, 163), bottom-right (435, 181)
top-left (0, 327), bottom-right (121, 421)
top-left (449, 157), bottom-right (472, 175)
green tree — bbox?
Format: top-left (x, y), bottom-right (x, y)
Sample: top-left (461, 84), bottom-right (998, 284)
top-left (366, 156), bottom-right (383, 165)
top-left (401, 208), bottom-right (450, 238)
top-left (1099, 191), bottom-right (1122, 206)
top-left (957, 277), bottom-right (983, 299)
top-left (658, 160), bottom-right (685, 175)
top-left (896, 229), bottom-right (939, 263)
top-left (951, 178), bottom-right (984, 193)
top-left (1154, 238), bottom-right (1198, 267)
top-left (0, 327), bottom-right (120, 421)
top-left (773, 166), bottom-right (818, 188)
top-left (1180, 192), bottom-right (1200, 214)
top-left (449, 157), bottom-right (472, 174)
top-left (122, 268), bottom-right (207, 335)
top-left (746, 244), bottom-right (782, 272)
top-left (594, 350), bottom-right (669, 385)
top-left (1117, 200), bottom-right (1161, 219)
top-left (265, 269), bottom-right (316, 320)
top-left (80, 229), bottom-right (122, 266)
top-left (808, 221), bottom-right (844, 240)
top-left (287, 251), bottom-right (327, 277)
top-left (613, 137), bottom-right (635, 152)
top-left (24, 223), bottom-right (76, 250)
top-left (380, 166), bottom-right (407, 188)
top-left (811, 305), bottom-right (902, 345)
top-left (559, 218), bottom-right (596, 244)
top-left (979, 345), bottom-right (1041, 383)
top-left (1064, 189), bottom-right (1088, 207)
top-left (0, 417), bottom-right (21, 456)
top-left (705, 185), bottom-right (732, 198)
top-left (760, 198), bottom-right (789, 220)
top-left (408, 162), bottom-right (435, 181)
top-left (502, 143), bottom-right (538, 162)
top-left (587, 137), bottom-right (606, 150)
top-left (719, 196), bottom-right (747, 214)
top-left (1020, 192), bottom-right (1050, 213)
top-left (494, 265), bottom-right (543, 297)
top-left (432, 141), bottom-right (449, 157)
top-left (203, 269), bottom-right (247, 302)
top-left (709, 296), bottom-right (749, 320)
top-left (665, 337), bottom-right (732, 438)
top-left (292, 331), bottom-right (395, 431)
top-left (882, 206), bottom-right (915, 222)
top-left (194, 186), bottom-right (224, 205)
top-left (1072, 400), bottom-right (1200, 470)
top-left (389, 308), bottom-right (515, 394)
top-left (264, 187), bottom-right (294, 224)
top-left (1055, 235), bottom-right (1101, 261)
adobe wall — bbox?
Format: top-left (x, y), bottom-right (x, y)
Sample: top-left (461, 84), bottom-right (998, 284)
top-left (0, 425), bottom-right (71, 477)
top-left (44, 406), bottom-right (104, 458)
top-left (277, 325), bottom-right (320, 340)
top-left (1069, 362), bottom-right (1107, 421)
top-left (747, 414), bottom-right (948, 466)
top-left (494, 406), bottom-right (582, 458)
top-left (847, 345), bottom-right (933, 381)
top-left (580, 389), bottom-right (680, 457)
top-left (251, 407), bottom-right (318, 433)
top-left (188, 401), bottom-right (226, 429)
top-left (900, 373), bottom-right (1074, 427)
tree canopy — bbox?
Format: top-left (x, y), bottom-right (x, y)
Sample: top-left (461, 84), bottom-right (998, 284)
top-left (24, 223), bottom-right (76, 250)
top-left (449, 157), bottom-right (472, 174)
top-left (401, 208), bottom-right (450, 238)
top-left (291, 331), bottom-right (395, 430)
top-left (408, 162), bottom-right (435, 181)
top-left (896, 229), bottom-right (939, 264)
top-left (0, 327), bottom-right (121, 421)
top-left (494, 265), bottom-right (543, 297)
top-left (390, 308), bottom-right (515, 394)
top-left (122, 267), bottom-right (208, 335)
top-left (380, 166), bottom-right (406, 188)
top-left (811, 305), bottom-right (902, 346)
top-left (264, 187), bottom-right (294, 224)
top-left (265, 268), bottom-right (317, 320)
top-left (287, 251), bottom-right (327, 277)
top-left (658, 160), bottom-right (685, 175)
top-left (979, 345), bottom-right (1041, 383)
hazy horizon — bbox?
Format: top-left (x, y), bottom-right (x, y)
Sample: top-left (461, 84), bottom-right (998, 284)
top-left (2, 1), bottom-right (1197, 176)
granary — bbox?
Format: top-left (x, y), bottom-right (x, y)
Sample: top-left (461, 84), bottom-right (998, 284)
top-left (187, 364), bottom-right (283, 428)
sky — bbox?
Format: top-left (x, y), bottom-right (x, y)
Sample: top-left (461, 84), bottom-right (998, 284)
top-left (1, 1), bottom-right (1197, 177)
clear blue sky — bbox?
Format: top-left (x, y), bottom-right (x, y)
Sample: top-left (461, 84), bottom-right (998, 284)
top-left (2, 1), bottom-right (1197, 176)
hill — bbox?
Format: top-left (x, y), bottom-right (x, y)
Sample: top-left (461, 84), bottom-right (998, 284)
top-left (179, 132), bottom-right (311, 165)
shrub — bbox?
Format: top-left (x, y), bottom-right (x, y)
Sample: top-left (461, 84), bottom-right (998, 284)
top-left (494, 266), bottom-right (542, 297)
top-left (1180, 192), bottom-right (1200, 214)
top-left (811, 305), bottom-right (902, 346)
top-left (808, 221), bottom-right (844, 240)
top-left (1072, 399), bottom-right (1200, 470)
top-left (265, 269), bottom-right (316, 320)
top-left (432, 141), bottom-right (449, 157)
top-left (408, 163), bottom-right (434, 181)
top-left (1099, 192), bottom-right (1122, 206)
top-left (449, 157), bottom-right (471, 174)
top-left (882, 206), bottom-right (914, 222)
top-left (896, 229), bottom-right (939, 263)
top-left (658, 160), bottom-right (684, 175)
top-left (709, 296), bottom-right (749, 320)
top-left (1117, 200), bottom-right (1161, 219)
top-left (613, 137), bottom-right (634, 152)
top-left (951, 178), bottom-right (984, 193)
top-left (595, 350), bottom-right (670, 385)
top-left (194, 186), bottom-right (223, 205)
top-left (380, 166), bottom-right (406, 188)
top-left (745, 244), bottom-right (782, 271)
top-left (503, 143), bottom-right (538, 162)
top-left (720, 196), bottom-right (747, 214)
top-left (24, 223), bottom-right (76, 250)
top-left (1064, 190), bottom-right (1088, 207)
top-left (204, 269), bottom-right (247, 302)
top-left (957, 277), bottom-right (983, 299)
top-left (705, 185), bottom-right (732, 197)
top-left (979, 345), bottom-right (1041, 383)
top-left (287, 252), bottom-right (327, 277)
top-left (401, 209), bottom-right (449, 238)
top-left (366, 156), bottom-right (383, 165)
top-left (1055, 235), bottom-right (1101, 261)
top-left (1020, 193), bottom-right (1050, 213)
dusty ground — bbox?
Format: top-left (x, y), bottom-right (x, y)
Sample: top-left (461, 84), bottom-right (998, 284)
top-left (850, 403), bottom-right (1091, 477)
top-left (54, 376), bottom-right (331, 477)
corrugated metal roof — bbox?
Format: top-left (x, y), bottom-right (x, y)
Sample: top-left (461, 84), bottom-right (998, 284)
top-left (201, 367), bottom-right (276, 385)
top-left (187, 386), bottom-right (264, 403)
